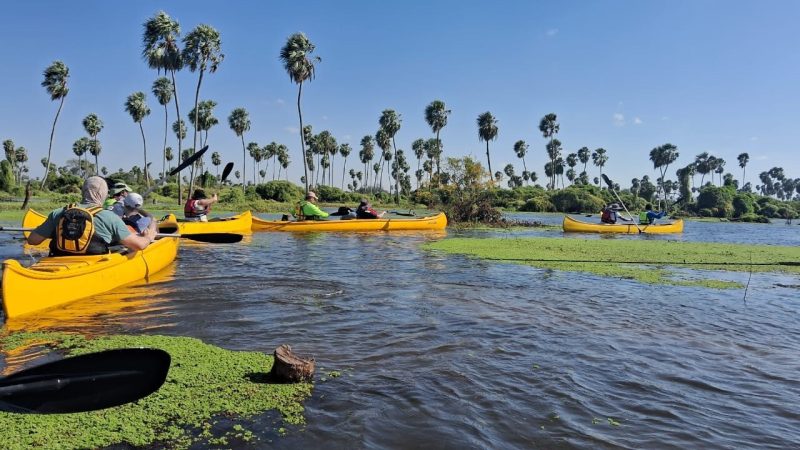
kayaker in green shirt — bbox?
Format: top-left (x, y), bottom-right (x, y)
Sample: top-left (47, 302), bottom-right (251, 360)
top-left (296, 191), bottom-right (329, 220)
top-left (638, 203), bottom-right (667, 225)
top-left (27, 176), bottom-right (156, 255)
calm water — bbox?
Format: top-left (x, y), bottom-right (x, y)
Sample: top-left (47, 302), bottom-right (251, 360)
top-left (1, 214), bottom-right (799, 449)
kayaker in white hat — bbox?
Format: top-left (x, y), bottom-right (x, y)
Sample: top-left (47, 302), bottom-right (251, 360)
top-left (26, 176), bottom-right (157, 255)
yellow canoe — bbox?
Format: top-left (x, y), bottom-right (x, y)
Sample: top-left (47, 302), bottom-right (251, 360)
top-left (252, 212), bottom-right (448, 232)
top-left (159, 210), bottom-right (252, 234)
top-left (2, 236), bottom-right (179, 319)
top-left (562, 215), bottom-right (684, 234)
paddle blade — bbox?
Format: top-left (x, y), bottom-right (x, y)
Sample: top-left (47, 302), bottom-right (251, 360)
top-left (0, 348), bottom-right (170, 414)
top-left (184, 233), bottom-right (243, 244)
top-left (601, 174), bottom-right (614, 188)
top-left (220, 162), bottom-right (234, 183)
top-left (169, 145), bottom-right (208, 176)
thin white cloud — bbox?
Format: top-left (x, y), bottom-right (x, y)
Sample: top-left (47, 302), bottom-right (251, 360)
top-left (343, 134), bottom-right (351, 141)
top-left (633, 117), bottom-right (642, 125)
top-left (546, 28), bottom-right (559, 37)
top-left (285, 126), bottom-right (299, 134)
top-left (276, 99), bottom-right (285, 105)
top-left (612, 113), bottom-right (625, 127)
top-left (754, 155), bottom-right (768, 161)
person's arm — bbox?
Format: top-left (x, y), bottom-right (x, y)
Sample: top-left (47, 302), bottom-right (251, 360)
top-left (197, 194), bottom-right (218, 208)
top-left (120, 227), bottom-right (156, 251)
top-left (26, 212), bottom-right (58, 245)
top-left (27, 231), bottom-right (48, 246)
top-left (308, 202), bottom-right (329, 218)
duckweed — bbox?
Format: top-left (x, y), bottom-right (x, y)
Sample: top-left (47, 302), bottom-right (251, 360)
top-left (0, 332), bottom-right (313, 449)
top-left (424, 237), bottom-right (800, 289)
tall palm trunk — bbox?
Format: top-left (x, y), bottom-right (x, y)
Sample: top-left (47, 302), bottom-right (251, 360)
top-left (485, 141), bottom-right (492, 181)
top-left (93, 137), bottom-right (99, 176)
top-left (139, 122), bottom-right (149, 187)
top-left (41, 96), bottom-right (65, 189)
top-left (392, 137), bottom-right (400, 204)
top-left (171, 70), bottom-right (183, 205)
top-left (189, 69), bottom-right (205, 194)
top-left (297, 82), bottom-right (309, 192)
top-left (435, 130), bottom-right (442, 178)
top-left (240, 135), bottom-right (246, 193)
top-left (522, 157), bottom-right (528, 185)
top-left (162, 104), bottom-right (168, 179)
top-left (341, 157), bottom-right (347, 191)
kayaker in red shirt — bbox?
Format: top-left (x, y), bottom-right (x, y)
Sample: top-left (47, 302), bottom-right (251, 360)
top-left (356, 199), bottom-right (386, 219)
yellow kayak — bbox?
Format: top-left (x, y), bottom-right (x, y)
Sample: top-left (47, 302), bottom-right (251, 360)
top-left (252, 212), bottom-right (448, 232)
top-left (159, 210), bottom-right (252, 235)
top-left (21, 208), bottom-right (49, 249)
top-left (2, 236), bottom-right (179, 318)
top-left (562, 215), bottom-right (684, 234)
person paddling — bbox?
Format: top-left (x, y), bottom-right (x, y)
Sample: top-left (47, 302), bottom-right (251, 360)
top-left (600, 203), bottom-right (631, 224)
top-left (639, 203), bottom-right (667, 225)
top-left (184, 188), bottom-right (218, 222)
top-left (122, 192), bottom-right (157, 235)
top-left (295, 191), bottom-right (329, 220)
top-left (356, 199), bottom-right (387, 219)
top-left (27, 176), bottom-right (156, 255)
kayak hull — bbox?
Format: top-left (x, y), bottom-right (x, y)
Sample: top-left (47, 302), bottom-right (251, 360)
top-left (251, 212), bottom-right (448, 232)
top-left (22, 208), bottom-right (49, 249)
top-left (159, 210), bottom-right (252, 234)
top-left (562, 215), bottom-right (684, 234)
top-left (2, 236), bottom-right (179, 318)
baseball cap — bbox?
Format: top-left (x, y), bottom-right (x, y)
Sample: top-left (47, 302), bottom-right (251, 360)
top-left (111, 182), bottom-right (131, 195)
top-left (123, 193), bottom-right (144, 209)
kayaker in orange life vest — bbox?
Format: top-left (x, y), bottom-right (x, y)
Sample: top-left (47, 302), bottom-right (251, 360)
top-left (184, 189), bottom-right (218, 222)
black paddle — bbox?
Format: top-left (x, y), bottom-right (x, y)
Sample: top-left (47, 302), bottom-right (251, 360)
top-left (220, 162), bottom-right (234, 184)
top-left (143, 145), bottom-right (209, 198)
top-left (0, 348), bottom-right (170, 414)
top-left (2, 227), bottom-right (243, 244)
top-left (602, 174), bottom-right (644, 233)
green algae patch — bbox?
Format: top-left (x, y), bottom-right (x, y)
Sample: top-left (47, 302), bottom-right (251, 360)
top-left (0, 332), bottom-right (313, 449)
top-left (424, 237), bottom-right (800, 289)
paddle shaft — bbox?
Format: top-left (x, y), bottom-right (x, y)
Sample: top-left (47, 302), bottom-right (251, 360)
top-left (1, 227), bottom-right (241, 244)
top-left (143, 145), bottom-right (209, 198)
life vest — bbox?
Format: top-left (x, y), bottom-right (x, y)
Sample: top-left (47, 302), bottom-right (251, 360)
top-left (639, 211), bottom-right (651, 224)
top-left (50, 204), bottom-right (109, 256)
top-left (294, 201), bottom-right (308, 220)
top-left (600, 209), bottom-right (614, 224)
top-left (184, 199), bottom-right (210, 218)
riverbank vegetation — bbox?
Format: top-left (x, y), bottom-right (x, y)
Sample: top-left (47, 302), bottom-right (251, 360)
top-left (424, 237), bottom-right (800, 289)
top-left (0, 332), bottom-right (313, 449)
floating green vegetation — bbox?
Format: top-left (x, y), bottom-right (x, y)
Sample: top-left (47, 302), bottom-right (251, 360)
top-left (424, 237), bottom-right (800, 289)
top-left (0, 332), bottom-right (313, 449)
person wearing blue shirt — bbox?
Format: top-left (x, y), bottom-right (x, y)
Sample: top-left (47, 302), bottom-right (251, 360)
top-left (638, 203), bottom-right (667, 225)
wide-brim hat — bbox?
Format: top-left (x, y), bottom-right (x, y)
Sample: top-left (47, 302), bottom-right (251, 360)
top-left (307, 191), bottom-right (318, 200)
top-left (111, 182), bottom-right (131, 195)
top-left (609, 203), bottom-right (623, 211)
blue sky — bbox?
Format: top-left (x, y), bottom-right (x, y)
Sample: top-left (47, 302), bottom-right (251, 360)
top-left (1, 0), bottom-right (797, 188)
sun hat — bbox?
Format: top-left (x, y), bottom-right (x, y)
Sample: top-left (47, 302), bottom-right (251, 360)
top-left (123, 193), bottom-right (144, 209)
top-left (609, 203), bottom-right (622, 211)
top-left (111, 182), bottom-right (131, 195)
top-left (307, 191), bottom-right (318, 200)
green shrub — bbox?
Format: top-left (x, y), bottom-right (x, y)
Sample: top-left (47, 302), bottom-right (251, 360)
top-left (160, 183), bottom-right (178, 198)
top-left (221, 188), bottom-right (245, 204)
top-left (696, 186), bottom-right (733, 217)
top-left (254, 181), bottom-right (304, 203)
top-left (549, 188), bottom-right (605, 213)
top-left (519, 197), bottom-right (555, 212)
top-left (732, 193), bottom-right (755, 217)
top-left (758, 203), bottom-right (779, 218)
top-left (315, 185), bottom-right (350, 202)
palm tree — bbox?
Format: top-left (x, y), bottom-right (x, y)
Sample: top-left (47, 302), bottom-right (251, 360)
top-left (72, 137), bottom-right (90, 178)
top-left (40, 61), bottom-right (69, 188)
top-left (247, 141), bottom-right (260, 184)
top-left (165, 146), bottom-right (174, 172)
top-left (88, 140), bottom-right (102, 176)
top-left (211, 151), bottom-right (221, 179)
top-left (477, 112), bottom-right (498, 179)
top-left (424, 100), bottom-right (450, 178)
top-left (280, 32), bottom-right (320, 192)
top-left (577, 146), bottom-right (590, 174)
top-left (591, 148), bottom-right (608, 185)
top-left (124, 92), bottom-right (152, 187)
top-left (228, 108), bottom-right (250, 193)
top-left (374, 129), bottom-right (391, 191)
top-left (142, 10), bottom-right (184, 203)
top-left (566, 153), bottom-right (578, 185)
top-left (263, 142), bottom-right (278, 181)
top-left (546, 139), bottom-right (563, 189)
top-left (538, 113), bottom-right (559, 190)
top-left (737, 152), bottom-right (749, 187)
top-left (649, 143), bottom-right (679, 204)
top-left (379, 109), bottom-right (402, 203)
top-left (359, 135), bottom-right (374, 190)
top-left (182, 24), bottom-right (224, 191)
top-left (513, 140), bottom-right (529, 185)
top-left (152, 77), bottom-right (173, 179)
top-left (82, 113), bottom-right (103, 175)
top-left (277, 146), bottom-right (290, 181)
top-left (339, 143), bottom-right (351, 191)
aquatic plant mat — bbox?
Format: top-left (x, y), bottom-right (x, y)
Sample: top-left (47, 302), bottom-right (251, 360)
top-left (0, 333), bottom-right (312, 449)
top-left (424, 237), bottom-right (800, 289)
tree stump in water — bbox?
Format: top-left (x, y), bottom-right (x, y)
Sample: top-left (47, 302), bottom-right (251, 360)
top-left (270, 345), bottom-right (314, 382)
